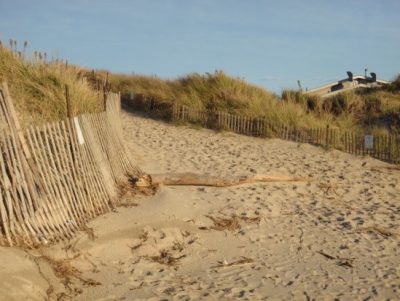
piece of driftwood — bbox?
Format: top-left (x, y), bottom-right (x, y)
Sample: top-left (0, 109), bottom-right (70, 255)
top-left (370, 166), bottom-right (400, 172)
top-left (136, 172), bottom-right (313, 188)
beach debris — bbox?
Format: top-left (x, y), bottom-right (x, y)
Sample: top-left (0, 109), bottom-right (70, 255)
top-left (147, 249), bottom-right (186, 266)
top-left (213, 256), bottom-right (254, 268)
top-left (353, 226), bottom-right (394, 238)
top-left (240, 215), bottom-right (261, 224)
top-left (138, 172), bottom-right (313, 188)
top-left (172, 240), bottom-right (186, 252)
top-left (163, 287), bottom-right (177, 295)
top-left (118, 199), bottom-right (138, 208)
top-left (317, 250), bottom-right (354, 268)
top-left (81, 224), bottom-right (96, 241)
top-left (128, 230), bottom-right (150, 251)
top-left (40, 254), bottom-right (101, 291)
top-left (370, 165), bottom-right (400, 172)
top-left (206, 215), bottom-right (241, 231)
top-left (119, 176), bottom-right (158, 197)
top-left (318, 182), bottom-right (339, 195)
top-left (204, 214), bottom-right (261, 232)
top-left (198, 226), bottom-right (210, 230)
top-left (139, 230), bottom-right (149, 241)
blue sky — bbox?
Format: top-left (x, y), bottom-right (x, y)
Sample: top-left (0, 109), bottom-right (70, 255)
top-left (1, 0), bottom-right (399, 93)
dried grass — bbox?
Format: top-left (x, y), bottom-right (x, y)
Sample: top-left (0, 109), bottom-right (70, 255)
top-left (354, 226), bottom-right (394, 238)
top-left (318, 182), bottom-right (339, 195)
top-left (205, 214), bottom-right (261, 231)
top-left (146, 249), bottom-right (186, 266)
top-left (317, 250), bottom-right (354, 268)
top-left (118, 199), bottom-right (138, 208)
top-left (0, 45), bottom-right (101, 126)
top-left (172, 240), bottom-right (186, 252)
top-left (139, 230), bottom-right (149, 241)
top-left (40, 255), bottom-right (101, 288)
top-left (81, 224), bottom-right (96, 241)
top-left (206, 215), bottom-right (241, 231)
top-left (41, 255), bottom-right (81, 279)
top-left (370, 166), bottom-right (400, 172)
top-left (240, 215), bottom-right (261, 224)
top-left (128, 230), bottom-right (149, 251)
top-left (118, 178), bottom-right (158, 200)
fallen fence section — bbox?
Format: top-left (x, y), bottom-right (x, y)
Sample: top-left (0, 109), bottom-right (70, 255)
top-left (125, 96), bottom-right (400, 165)
top-left (0, 83), bottom-right (142, 247)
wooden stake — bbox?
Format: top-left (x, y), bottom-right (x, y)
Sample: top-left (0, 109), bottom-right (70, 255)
top-left (65, 84), bottom-right (73, 118)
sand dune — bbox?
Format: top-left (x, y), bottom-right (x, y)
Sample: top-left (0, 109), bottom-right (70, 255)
top-left (1, 110), bottom-right (399, 300)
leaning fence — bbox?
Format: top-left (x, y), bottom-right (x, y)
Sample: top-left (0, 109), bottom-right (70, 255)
top-left (0, 82), bottom-right (142, 247)
top-left (126, 96), bottom-right (400, 164)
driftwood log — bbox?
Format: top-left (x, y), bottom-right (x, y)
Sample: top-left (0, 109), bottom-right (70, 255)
top-left (136, 173), bottom-right (313, 188)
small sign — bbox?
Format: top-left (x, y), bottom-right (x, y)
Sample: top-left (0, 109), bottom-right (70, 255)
top-left (74, 117), bottom-right (85, 145)
top-left (364, 135), bottom-right (374, 150)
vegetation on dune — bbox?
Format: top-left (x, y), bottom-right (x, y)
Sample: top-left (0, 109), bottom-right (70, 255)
top-left (0, 42), bottom-right (102, 126)
top-left (282, 78), bottom-right (400, 135)
top-left (108, 70), bottom-right (331, 129)
top-left (1, 40), bottom-right (399, 134)
top-left (109, 70), bottom-right (400, 133)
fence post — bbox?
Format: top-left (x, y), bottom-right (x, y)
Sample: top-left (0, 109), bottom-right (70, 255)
top-left (65, 84), bottom-right (73, 118)
top-left (325, 125), bottom-right (330, 148)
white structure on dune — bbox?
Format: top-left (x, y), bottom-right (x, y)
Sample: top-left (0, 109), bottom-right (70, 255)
top-left (304, 71), bottom-right (389, 98)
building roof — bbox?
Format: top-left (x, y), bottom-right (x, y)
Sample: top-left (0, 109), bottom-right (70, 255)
top-left (304, 74), bottom-right (390, 97)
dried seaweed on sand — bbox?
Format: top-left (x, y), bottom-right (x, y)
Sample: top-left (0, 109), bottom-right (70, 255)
top-left (317, 251), bottom-right (354, 268)
top-left (146, 249), bottom-right (186, 266)
top-left (204, 214), bottom-right (261, 231)
top-left (353, 226), bottom-right (395, 238)
top-left (206, 215), bottom-right (241, 231)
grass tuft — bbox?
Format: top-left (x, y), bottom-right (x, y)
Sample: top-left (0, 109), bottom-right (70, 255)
top-left (0, 45), bottom-right (102, 126)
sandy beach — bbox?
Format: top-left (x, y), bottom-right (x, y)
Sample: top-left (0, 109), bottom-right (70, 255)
top-left (1, 110), bottom-right (399, 301)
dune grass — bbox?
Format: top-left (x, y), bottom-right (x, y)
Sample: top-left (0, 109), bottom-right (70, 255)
top-left (282, 78), bottom-right (400, 135)
top-left (1, 40), bottom-right (398, 134)
top-left (109, 70), bottom-right (335, 129)
top-left (0, 44), bottom-right (102, 126)
top-left (110, 70), bottom-right (400, 133)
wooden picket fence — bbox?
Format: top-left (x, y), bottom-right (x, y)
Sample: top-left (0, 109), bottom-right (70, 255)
top-left (126, 96), bottom-right (400, 164)
top-left (0, 82), bottom-right (142, 247)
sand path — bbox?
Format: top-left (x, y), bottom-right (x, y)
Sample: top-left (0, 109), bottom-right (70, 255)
top-left (0, 110), bottom-right (399, 300)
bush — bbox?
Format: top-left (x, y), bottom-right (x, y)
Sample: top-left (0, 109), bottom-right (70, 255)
top-left (364, 96), bottom-right (382, 115)
top-left (281, 90), bottom-right (321, 113)
top-left (389, 74), bottom-right (400, 92)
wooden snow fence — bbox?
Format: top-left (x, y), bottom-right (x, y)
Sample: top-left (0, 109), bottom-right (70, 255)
top-left (126, 96), bottom-right (400, 165)
top-left (0, 83), bottom-right (142, 247)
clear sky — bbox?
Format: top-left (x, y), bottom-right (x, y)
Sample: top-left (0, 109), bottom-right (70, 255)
top-left (1, 0), bottom-right (399, 93)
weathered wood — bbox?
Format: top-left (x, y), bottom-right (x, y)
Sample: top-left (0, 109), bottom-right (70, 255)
top-left (1, 82), bottom-right (45, 200)
top-left (0, 135), bottom-right (18, 245)
top-left (3, 133), bottom-right (38, 245)
top-left (65, 84), bottom-right (73, 118)
top-left (26, 126), bottom-right (71, 239)
top-left (145, 172), bottom-right (313, 188)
